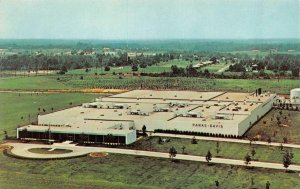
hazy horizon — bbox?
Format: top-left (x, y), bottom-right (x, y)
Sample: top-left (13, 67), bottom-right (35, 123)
top-left (1, 0), bottom-right (299, 40)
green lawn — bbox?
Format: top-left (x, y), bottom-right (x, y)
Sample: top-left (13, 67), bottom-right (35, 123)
top-left (0, 153), bottom-right (300, 189)
top-left (133, 136), bottom-right (300, 164)
top-left (0, 93), bottom-right (99, 139)
top-left (245, 109), bottom-right (300, 144)
top-left (0, 76), bottom-right (70, 90)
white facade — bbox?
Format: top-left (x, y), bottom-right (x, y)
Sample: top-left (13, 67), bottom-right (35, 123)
top-left (291, 88), bottom-right (300, 103)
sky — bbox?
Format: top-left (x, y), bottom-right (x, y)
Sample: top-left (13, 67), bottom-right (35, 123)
top-left (0, 0), bottom-right (299, 39)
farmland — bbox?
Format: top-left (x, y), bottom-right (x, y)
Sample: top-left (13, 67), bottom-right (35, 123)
top-left (58, 75), bottom-right (299, 94)
top-left (0, 75), bottom-right (298, 94)
top-left (1, 152), bottom-right (300, 189)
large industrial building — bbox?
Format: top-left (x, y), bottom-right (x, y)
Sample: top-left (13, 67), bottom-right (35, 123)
top-left (17, 90), bottom-right (277, 145)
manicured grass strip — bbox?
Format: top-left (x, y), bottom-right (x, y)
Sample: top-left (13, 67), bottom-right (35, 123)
top-left (0, 153), bottom-right (299, 189)
top-left (134, 136), bottom-right (300, 164)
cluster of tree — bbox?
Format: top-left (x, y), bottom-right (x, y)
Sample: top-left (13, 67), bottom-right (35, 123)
top-left (0, 52), bottom-right (179, 75)
top-left (230, 54), bottom-right (300, 77)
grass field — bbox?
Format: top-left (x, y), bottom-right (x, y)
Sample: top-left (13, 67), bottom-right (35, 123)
top-left (245, 109), bottom-right (300, 144)
top-left (133, 136), bottom-right (300, 164)
top-left (1, 152), bottom-right (300, 189)
top-left (0, 93), bottom-right (99, 140)
top-left (198, 63), bottom-right (227, 72)
top-left (0, 76), bottom-right (70, 90)
top-left (67, 59), bottom-right (193, 75)
top-left (67, 60), bottom-right (229, 75)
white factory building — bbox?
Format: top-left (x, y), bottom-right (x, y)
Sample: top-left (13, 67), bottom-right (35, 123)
top-left (17, 90), bottom-right (277, 145)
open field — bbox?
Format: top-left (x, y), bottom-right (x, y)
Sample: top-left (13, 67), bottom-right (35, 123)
top-left (198, 62), bottom-right (227, 72)
top-left (0, 93), bottom-right (99, 140)
top-left (66, 59), bottom-right (228, 75)
top-left (133, 136), bottom-right (300, 164)
top-left (1, 152), bottom-right (300, 189)
top-left (67, 59), bottom-right (193, 75)
top-left (245, 110), bottom-right (300, 144)
top-left (0, 76), bottom-right (71, 90)
top-left (0, 75), bottom-right (298, 94)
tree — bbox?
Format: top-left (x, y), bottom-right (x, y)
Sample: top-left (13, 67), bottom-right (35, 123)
top-left (203, 69), bottom-right (210, 77)
top-left (216, 141), bottom-right (221, 156)
top-left (182, 146), bottom-right (186, 154)
top-left (291, 67), bottom-right (299, 77)
top-left (280, 143), bottom-right (284, 151)
top-left (59, 65), bottom-right (67, 74)
top-left (132, 64), bottom-right (138, 72)
top-left (205, 150), bottom-right (212, 164)
top-left (283, 150), bottom-right (294, 171)
top-left (142, 125), bottom-right (146, 136)
top-left (215, 180), bottom-right (219, 188)
top-left (191, 136), bottom-right (197, 144)
top-left (3, 131), bottom-right (8, 139)
top-left (158, 137), bottom-right (162, 144)
top-left (104, 66), bottom-right (110, 71)
top-left (169, 146), bottom-right (177, 161)
top-left (251, 147), bottom-right (256, 159)
top-left (244, 153), bottom-right (251, 166)
top-left (250, 177), bottom-right (255, 189)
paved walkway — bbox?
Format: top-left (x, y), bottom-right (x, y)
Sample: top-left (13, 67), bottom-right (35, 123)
top-left (6, 142), bottom-right (300, 172)
top-left (151, 133), bottom-right (300, 149)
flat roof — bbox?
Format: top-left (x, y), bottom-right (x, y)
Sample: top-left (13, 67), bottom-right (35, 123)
top-left (111, 90), bottom-right (224, 101)
top-left (18, 90), bottom-right (276, 134)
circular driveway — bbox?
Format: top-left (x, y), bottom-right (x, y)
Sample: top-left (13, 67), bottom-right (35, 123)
top-left (8, 143), bottom-right (92, 159)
